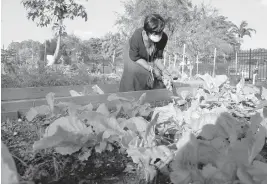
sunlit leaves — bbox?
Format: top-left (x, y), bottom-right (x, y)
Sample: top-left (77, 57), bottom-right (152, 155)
top-left (115, 0), bottom-right (238, 57)
top-left (21, 0), bottom-right (88, 27)
top-left (1, 142), bottom-right (19, 184)
top-left (25, 73), bottom-right (267, 183)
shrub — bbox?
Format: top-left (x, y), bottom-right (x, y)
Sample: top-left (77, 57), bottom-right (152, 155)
top-left (1, 62), bottom-right (121, 88)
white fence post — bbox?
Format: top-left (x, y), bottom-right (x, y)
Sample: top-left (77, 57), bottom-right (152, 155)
top-left (212, 48), bottom-right (217, 77)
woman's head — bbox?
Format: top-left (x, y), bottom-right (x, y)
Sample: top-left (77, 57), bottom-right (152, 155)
top-left (143, 14), bottom-right (165, 43)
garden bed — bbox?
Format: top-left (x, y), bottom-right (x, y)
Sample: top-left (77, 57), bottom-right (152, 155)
top-left (1, 100), bottom-right (173, 184)
top-left (2, 74), bottom-right (267, 184)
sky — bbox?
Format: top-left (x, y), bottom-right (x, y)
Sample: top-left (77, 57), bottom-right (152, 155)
top-left (1, 0), bottom-right (267, 49)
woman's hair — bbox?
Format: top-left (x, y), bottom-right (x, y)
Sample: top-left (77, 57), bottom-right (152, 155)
top-left (143, 14), bottom-right (165, 35)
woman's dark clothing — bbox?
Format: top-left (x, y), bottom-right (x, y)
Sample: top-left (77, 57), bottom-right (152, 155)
top-left (119, 27), bottom-right (168, 92)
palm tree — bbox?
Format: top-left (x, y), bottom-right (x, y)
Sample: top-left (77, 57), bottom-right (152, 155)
top-left (230, 21), bottom-right (256, 50)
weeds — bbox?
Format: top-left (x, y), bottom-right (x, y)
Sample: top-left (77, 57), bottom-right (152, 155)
top-left (1, 62), bottom-right (122, 88)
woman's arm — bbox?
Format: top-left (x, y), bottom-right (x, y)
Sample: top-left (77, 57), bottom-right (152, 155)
top-left (154, 59), bottom-right (171, 75)
top-left (136, 58), bottom-right (152, 71)
top-left (129, 29), bottom-right (153, 72)
top-left (154, 33), bottom-right (170, 74)
top-left (154, 59), bottom-right (165, 71)
top-left (137, 58), bottom-right (162, 80)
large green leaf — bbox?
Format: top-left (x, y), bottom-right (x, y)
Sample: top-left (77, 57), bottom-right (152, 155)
top-left (1, 142), bottom-right (19, 184)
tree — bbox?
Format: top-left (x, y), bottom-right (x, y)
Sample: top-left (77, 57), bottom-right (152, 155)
top-left (115, 0), bottom-right (192, 40)
top-left (1, 49), bottom-right (18, 76)
top-left (7, 42), bottom-right (21, 52)
top-left (230, 20), bottom-right (256, 49)
top-left (101, 33), bottom-right (123, 61)
top-left (176, 7), bottom-right (238, 58)
top-left (61, 34), bottom-right (81, 63)
top-left (21, 0), bottom-right (88, 65)
top-left (115, 0), bottom-right (238, 60)
top-left (39, 39), bottom-right (57, 61)
top-left (87, 38), bottom-right (102, 55)
top-left (101, 32), bottom-right (124, 72)
top-left (6, 40), bottom-right (42, 65)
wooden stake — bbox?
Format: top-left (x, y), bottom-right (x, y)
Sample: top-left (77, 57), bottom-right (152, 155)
top-left (173, 54), bottom-right (177, 67)
top-left (212, 48), bottom-right (216, 77)
top-left (253, 73), bottom-right (257, 85)
top-left (189, 61), bottom-right (193, 78)
top-left (182, 44), bottom-right (185, 65)
top-left (112, 50), bottom-right (116, 63)
top-left (235, 51), bottom-right (238, 76)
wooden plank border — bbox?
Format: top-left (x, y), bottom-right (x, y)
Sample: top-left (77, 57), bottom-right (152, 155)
top-left (1, 83), bottom-right (119, 101)
top-left (1, 81), bottom-right (200, 102)
top-left (1, 89), bottom-right (173, 121)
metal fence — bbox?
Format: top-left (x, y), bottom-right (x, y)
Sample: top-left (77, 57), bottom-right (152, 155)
top-left (191, 49), bottom-right (267, 82)
top-left (227, 49), bottom-right (267, 81)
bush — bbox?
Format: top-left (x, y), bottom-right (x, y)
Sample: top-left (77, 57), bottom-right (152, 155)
top-left (1, 62), bottom-right (122, 88)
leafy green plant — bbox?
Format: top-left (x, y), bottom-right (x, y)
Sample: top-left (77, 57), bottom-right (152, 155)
top-left (115, 0), bottom-right (239, 58)
top-left (21, 0), bottom-right (88, 65)
top-left (4, 73), bottom-right (267, 183)
top-left (230, 20), bottom-right (256, 50)
top-left (1, 62), bottom-right (121, 88)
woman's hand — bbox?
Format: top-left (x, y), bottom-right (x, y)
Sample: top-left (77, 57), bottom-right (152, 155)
top-left (153, 67), bottom-right (162, 80)
top-left (136, 59), bottom-right (153, 72)
top-left (162, 69), bottom-right (171, 77)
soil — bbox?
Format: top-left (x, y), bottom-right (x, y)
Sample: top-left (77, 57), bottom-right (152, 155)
top-left (2, 99), bottom-right (267, 184)
top-left (1, 102), bottom-right (173, 184)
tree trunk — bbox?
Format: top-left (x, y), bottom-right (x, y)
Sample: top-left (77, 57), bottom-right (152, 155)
top-left (237, 35), bottom-right (241, 51)
top-left (44, 41), bottom-right (47, 63)
top-left (53, 33), bottom-right (62, 62)
top-left (47, 20), bottom-right (63, 66)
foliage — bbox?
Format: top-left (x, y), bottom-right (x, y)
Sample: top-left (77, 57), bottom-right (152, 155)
top-left (230, 20), bottom-right (256, 39)
top-left (115, 0), bottom-right (239, 60)
top-left (1, 62), bottom-right (121, 88)
top-left (5, 40), bottom-right (42, 64)
top-left (86, 38), bottom-right (102, 55)
top-left (1, 48), bottom-right (21, 77)
top-left (16, 73), bottom-right (267, 183)
top-left (101, 32), bottom-right (123, 60)
top-left (230, 20), bottom-right (256, 49)
top-left (1, 142), bottom-right (19, 184)
top-left (175, 4), bottom-right (237, 57)
top-left (21, 0), bottom-right (88, 27)
top-left (39, 39), bottom-right (58, 61)
top-left (1, 33), bottom-right (125, 83)
top-left (21, 0), bottom-right (88, 65)
top-left (59, 34), bottom-right (90, 64)
top-left (115, 0), bottom-right (192, 38)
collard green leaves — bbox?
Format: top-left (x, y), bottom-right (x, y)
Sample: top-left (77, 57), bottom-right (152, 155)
top-left (28, 74), bottom-right (267, 183)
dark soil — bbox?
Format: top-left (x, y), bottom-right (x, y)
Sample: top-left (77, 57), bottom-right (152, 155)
top-left (1, 113), bottom-right (172, 184)
top-left (2, 99), bottom-right (266, 184)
